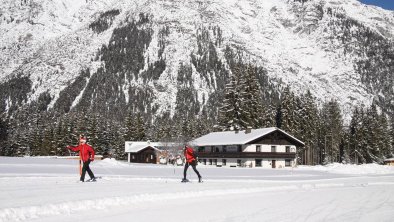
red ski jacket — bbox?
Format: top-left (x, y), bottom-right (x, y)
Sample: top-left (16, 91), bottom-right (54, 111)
top-left (184, 146), bottom-right (196, 163)
top-left (67, 144), bottom-right (95, 162)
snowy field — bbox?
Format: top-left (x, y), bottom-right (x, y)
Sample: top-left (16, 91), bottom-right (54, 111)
top-left (1, 157), bottom-right (394, 222)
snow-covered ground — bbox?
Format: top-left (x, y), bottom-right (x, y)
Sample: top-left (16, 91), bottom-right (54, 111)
top-left (0, 157), bottom-right (394, 222)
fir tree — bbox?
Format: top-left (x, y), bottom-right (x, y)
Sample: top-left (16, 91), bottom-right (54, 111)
top-left (243, 64), bottom-right (264, 128)
top-left (351, 106), bottom-right (366, 163)
top-left (377, 112), bottom-right (392, 159)
top-left (390, 116), bottom-right (394, 157)
top-left (0, 116), bottom-right (9, 155)
top-left (134, 113), bottom-right (146, 141)
top-left (217, 73), bottom-right (243, 131)
top-left (277, 86), bottom-right (299, 135)
top-left (320, 99), bottom-right (343, 163)
top-left (299, 90), bottom-right (319, 165)
top-left (41, 127), bottom-right (55, 156)
top-left (124, 112), bottom-right (136, 141)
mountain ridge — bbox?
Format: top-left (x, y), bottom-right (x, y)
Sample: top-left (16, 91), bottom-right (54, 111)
top-left (1, 0), bottom-right (394, 121)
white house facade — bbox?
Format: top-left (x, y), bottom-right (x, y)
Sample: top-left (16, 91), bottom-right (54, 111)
top-left (190, 127), bottom-right (304, 168)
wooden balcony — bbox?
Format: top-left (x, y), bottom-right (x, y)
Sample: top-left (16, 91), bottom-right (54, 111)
top-left (196, 152), bottom-right (296, 159)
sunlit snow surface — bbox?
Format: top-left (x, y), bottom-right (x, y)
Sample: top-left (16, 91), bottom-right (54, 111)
top-left (0, 157), bottom-right (393, 222)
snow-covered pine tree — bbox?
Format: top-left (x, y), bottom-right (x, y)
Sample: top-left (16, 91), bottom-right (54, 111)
top-left (243, 64), bottom-right (265, 128)
top-left (134, 113), bottom-right (146, 141)
top-left (217, 65), bottom-right (245, 131)
top-left (365, 104), bottom-right (383, 163)
top-left (124, 112), bottom-right (136, 141)
top-left (54, 118), bottom-right (66, 156)
top-left (195, 110), bottom-right (212, 138)
top-left (87, 114), bottom-right (100, 153)
top-left (390, 116), bottom-right (394, 157)
top-left (377, 112), bottom-right (392, 160)
top-left (277, 86), bottom-right (299, 135)
top-left (28, 112), bottom-right (44, 156)
top-left (179, 116), bottom-right (195, 143)
top-left (0, 115), bottom-right (8, 155)
top-left (349, 105), bottom-right (367, 163)
top-left (41, 127), bottom-right (54, 156)
top-left (299, 90), bottom-right (319, 165)
top-left (153, 114), bottom-right (173, 141)
top-left (319, 99), bottom-right (343, 164)
top-left (341, 130), bottom-right (352, 164)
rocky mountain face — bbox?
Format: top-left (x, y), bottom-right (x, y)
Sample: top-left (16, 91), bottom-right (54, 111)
top-left (1, 0), bottom-right (394, 131)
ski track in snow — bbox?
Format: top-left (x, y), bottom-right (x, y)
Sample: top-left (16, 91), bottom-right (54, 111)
top-left (1, 176), bottom-right (394, 222)
top-left (1, 157), bottom-right (394, 222)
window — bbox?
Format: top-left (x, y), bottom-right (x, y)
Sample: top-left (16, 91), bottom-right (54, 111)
top-left (226, 145), bottom-right (238, 152)
top-left (222, 147), bottom-right (227, 152)
top-left (237, 159), bottom-right (242, 166)
top-left (256, 145), bottom-right (261, 152)
top-left (222, 159), bottom-right (227, 166)
top-left (198, 147), bottom-right (205, 152)
top-left (286, 146), bottom-right (290, 153)
top-left (271, 146), bottom-right (276, 152)
top-left (237, 145), bottom-right (242, 152)
top-left (285, 159), bottom-right (291, 167)
top-left (255, 159), bottom-right (262, 167)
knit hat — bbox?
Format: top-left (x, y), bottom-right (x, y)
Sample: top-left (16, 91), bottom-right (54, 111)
top-left (80, 136), bottom-right (87, 143)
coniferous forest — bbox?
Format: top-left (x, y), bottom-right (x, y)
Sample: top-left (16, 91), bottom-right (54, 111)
top-left (0, 9), bottom-right (393, 165)
top-left (1, 66), bottom-right (393, 165)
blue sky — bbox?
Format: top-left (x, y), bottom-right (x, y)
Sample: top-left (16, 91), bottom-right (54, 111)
top-left (359, 0), bottom-right (394, 10)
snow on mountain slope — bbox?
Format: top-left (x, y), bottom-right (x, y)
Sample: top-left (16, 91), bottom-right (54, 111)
top-left (1, 0), bottom-right (393, 119)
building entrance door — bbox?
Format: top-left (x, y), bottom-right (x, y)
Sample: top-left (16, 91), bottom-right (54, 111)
top-left (272, 160), bottom-right (276, 168)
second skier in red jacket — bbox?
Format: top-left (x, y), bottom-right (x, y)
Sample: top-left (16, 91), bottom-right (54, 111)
top-left (182, 145), bottom-right (202, 183)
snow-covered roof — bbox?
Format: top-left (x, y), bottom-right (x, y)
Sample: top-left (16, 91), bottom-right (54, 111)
top-left (124, 142), bottom-right (161, 153)
top-left (124, 141), bottom-right (181, 153)
top-left (190, 127), bottom-right (304, 147)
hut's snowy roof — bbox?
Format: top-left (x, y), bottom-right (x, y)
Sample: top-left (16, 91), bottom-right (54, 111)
top-left (124, 142), bottom-right (161, 153)
top-left (124, 141), bottom-right (180, 153)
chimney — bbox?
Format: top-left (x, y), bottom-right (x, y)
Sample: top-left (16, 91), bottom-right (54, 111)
top-left (245, 127), bottom-right (252, 134)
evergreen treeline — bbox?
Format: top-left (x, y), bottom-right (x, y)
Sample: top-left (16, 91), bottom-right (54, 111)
top-left (1, 76), bottom-right (392, 164)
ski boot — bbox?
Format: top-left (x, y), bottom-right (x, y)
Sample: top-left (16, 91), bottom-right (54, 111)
top-left (86, 177), bottom-right (97, 182)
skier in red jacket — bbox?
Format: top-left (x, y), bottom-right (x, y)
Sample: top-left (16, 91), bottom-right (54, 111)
top-left (67, 135), bottom-right (96, 182)
top-left (182, 145), bottom-right (202, 183)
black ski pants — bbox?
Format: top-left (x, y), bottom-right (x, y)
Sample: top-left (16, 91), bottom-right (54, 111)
top-left (183, 161), bottom-right (201, 179)
top-left (81, 160), bottom-right (95, 181)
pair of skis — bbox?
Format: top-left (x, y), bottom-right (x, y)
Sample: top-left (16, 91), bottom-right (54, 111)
top-left (181, 178), bottom-right (203, 183)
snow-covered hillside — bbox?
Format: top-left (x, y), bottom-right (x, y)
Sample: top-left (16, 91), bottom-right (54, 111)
top-left (0, 157), bottom-right (394, 222)
top-left (1, 0), bottom-right (394, 119)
